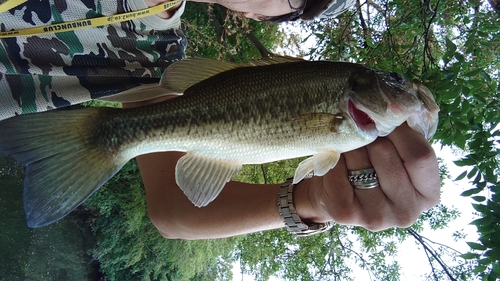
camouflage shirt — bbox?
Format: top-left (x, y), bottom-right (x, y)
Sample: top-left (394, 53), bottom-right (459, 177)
top-left (0, 0), bottom-right (187, 121)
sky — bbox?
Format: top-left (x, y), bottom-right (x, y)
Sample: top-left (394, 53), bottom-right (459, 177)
top-left (397, 144), bottom-right (479, 280)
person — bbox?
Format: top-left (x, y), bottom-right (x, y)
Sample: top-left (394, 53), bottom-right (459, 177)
top-left (0, 0), bottom-right (440, 238)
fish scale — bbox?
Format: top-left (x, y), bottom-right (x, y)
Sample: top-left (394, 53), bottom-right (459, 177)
top-left (0, 56), bottom-right (439, 227)
top-left (107, 62), bottom-right (349, 154)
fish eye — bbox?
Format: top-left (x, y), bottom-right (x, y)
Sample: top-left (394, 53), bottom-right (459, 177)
top-left (390, 72), bottom-right (404, 84)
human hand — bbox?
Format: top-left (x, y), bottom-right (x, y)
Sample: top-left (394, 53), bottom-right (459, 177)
top-left (302, 123), bottom-right (441, 231)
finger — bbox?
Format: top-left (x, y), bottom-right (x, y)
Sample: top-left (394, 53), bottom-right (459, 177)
top-left (343, 146), bottom-right (372, 170)
top-left (346, 142), bottom-right (397, 229)
top-left (366, 137), bottom-right (420, 226)
top-left (320, 155), bottom-right (361, 225)
top-left (385, 123), bottom-right (441, 209)
top-left (324, 146), bottom-right (390, 229)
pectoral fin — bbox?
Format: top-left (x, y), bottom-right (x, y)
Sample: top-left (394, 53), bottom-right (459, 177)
top-left (175, 153), bottom-right (242, 207)
top-left (293, 113), bottom-right (343, 133)
top-left (293, 151), bottom-right (341, 184)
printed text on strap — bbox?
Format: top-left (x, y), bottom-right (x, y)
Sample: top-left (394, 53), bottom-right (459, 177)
top-left (0, 0), bottom-right (182, 38)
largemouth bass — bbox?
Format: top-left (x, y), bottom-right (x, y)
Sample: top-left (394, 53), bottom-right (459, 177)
top-left (0, 57), bottom-right (439, 228)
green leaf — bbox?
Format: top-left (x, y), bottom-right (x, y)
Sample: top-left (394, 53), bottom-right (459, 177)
top-left (454, 158), bottom-right (476, 167)
top-left (480, 71), bottom-right (492, 82)
top-left (464, 33), bottom-right (476, 54)
top-left (473, 172), bottom-right (483, 184)
top-left (465, 68), bottom-right (482, 77)
top-left (469, 79), bottom-right (485, 90)
top-left (457, 135), bottom-right (467, 150)
top-left (488, 272), bottom-right (498, 281)
top-left (446, 96), bottom-right (461, 111)
top-left (473, 265), bottom-right (487, 273)
top-left (460, 252), bottom-right (480, 259)
top-left (493, 263), bottom-right (500, 274)
top-left (470, 217), bottom-right (488, 227)
top-left (477, 31), bottom-right (489, 37)
top-left (485, 249), bottom-right (500, 260)
top-left (455, 53), bottom-right (465, 63)
top-left (465, 191), bottom-right (484, 203)
top-left (472, 196), bottom-right (487, 202)
top-left (472, 203), bottom-right (488, 213)
top-left (467, 166), bottom-right (478, 179)
top-left (479, 257), bottom-right (493, 265)
top-left (467, 241), bottom-right (487, 250)
top-left (476, 224), bottom-right (495, 234)
top-left (442, 38), bottom-right (458, 63)
top-left (455, 171), bottom-right (467, 181)
top-left (443, 85), bottom-right (462, 100)
top-left (443, 70), bottom-right (455, 80)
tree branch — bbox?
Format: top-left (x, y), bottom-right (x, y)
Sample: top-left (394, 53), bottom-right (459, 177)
top-left (421, 0), bottom-right (440, 72)
top-left (366, 0), bottom-right (386, 16)
top-left (260, 164), bottom-right (268, 184)
top-left (356, 0), bottom-right (370, 49)
top-left (201, 4), bottom-right (235, 61)
top-left (408, 229), bottom-right (458, 281)
top-left (333, 229), bottom-right (375, 281)
top-left (245, 31), bottom-right (274, 58)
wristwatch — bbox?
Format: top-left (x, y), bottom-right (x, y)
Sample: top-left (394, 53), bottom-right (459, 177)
top-left (277, 176), bottom-right (334, 236)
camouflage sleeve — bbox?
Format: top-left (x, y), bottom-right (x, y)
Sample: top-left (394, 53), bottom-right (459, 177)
top-left (0, 0), bottom-right (187, 121)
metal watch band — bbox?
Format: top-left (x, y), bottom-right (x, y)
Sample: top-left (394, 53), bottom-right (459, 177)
top-left (277, 176), bottom-right (334, 236)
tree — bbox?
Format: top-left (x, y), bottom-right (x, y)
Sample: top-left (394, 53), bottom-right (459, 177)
top-left (85, 160), bottom-right (241, 281)
top-left (296, 0), bottom-right (499, 279)
top-left (83, 1), bottom-right (500, 280)
top-left (0, 155), bottom-right (95, 281)
top-left (181, 2), bottom-right (284, 61)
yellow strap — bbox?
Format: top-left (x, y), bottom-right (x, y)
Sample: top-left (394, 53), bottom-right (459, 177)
top-left (0, 0), bottom-right (181, 38)
top-left (0, 0), bottom-right (28, 14)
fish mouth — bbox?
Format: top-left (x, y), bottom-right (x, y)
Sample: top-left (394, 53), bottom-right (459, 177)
top-left (348, 100), bottom-right (378, 134)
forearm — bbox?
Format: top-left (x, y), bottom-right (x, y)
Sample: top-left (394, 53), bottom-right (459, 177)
top-left (136, 152), bottom-right (323, 239)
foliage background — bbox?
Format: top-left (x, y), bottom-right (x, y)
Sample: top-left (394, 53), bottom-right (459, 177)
top-left (86, 1), bottom-right (500, 280)
top-left (0, 155), bottom-right (96, 281)
top-left (1, 1), bottom-right (498, 280)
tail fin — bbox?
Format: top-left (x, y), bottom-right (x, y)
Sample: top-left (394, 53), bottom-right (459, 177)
top-left (0, 107), bottom-right (128, 228)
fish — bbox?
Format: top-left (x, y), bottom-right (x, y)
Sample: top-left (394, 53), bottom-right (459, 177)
top-left (0, 57), bottom-right (439, 228)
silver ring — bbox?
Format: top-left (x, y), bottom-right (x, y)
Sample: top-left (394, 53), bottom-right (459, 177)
top-left (348, 168), bottom-right (380, 189)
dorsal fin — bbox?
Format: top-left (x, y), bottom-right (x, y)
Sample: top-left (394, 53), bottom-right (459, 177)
top-left (247, 55), bottom-right (304, 66)
top-left (160, 56), bottom-right (305, 93)
top-left (160, 58), bottom-right (240, 93)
